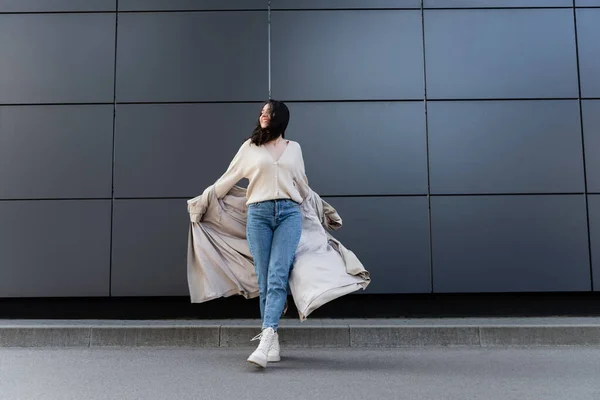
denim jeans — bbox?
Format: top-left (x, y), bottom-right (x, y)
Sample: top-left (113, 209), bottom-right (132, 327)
top-left (246, 199), bottom-right (302, 331)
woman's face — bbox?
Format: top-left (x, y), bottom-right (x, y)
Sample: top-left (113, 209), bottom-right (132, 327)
top-left (259, 103), bottom-right (271, 129)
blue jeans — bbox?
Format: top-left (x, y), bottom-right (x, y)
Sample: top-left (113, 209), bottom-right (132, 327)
top-left (246, 199), bottom-right (302, 331)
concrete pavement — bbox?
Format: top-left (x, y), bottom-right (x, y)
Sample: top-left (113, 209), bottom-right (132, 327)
top-left (0, 347), bottom-right (598, 400)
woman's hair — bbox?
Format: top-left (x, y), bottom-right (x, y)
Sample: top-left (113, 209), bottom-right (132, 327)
top-left (248, 100), bottom-right (290, 146)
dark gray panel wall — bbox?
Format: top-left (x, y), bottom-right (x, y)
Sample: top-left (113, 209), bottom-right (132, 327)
top-left (324, 196), bottom-right (431, 294)
top-left (576, 9), bottom-right (600, 98)
top-left (111, 200), bottom-right (189, 296)
top-left (0, 14), bottom-right (115, 104)
top-left (0, 106), bottom-right (113, 199)
top-left (424, 9), bottom-right (578, 99)
top-left (286, 102), bottom-right (427, 196)
top-left (116, 12), bottom-right (268, 102)
top-left (119, 0), bottom-right (266, 11)
top-left (424, 0), bottom-right (572, 7)
top-left (0, 200), bottom-right (111, 297)
top-left (0, 0), bottom-right (115, 11)
top-left (428, 101), bottom-right (585, 194)
top-left (576, 1), bottom-right (600, 7)
top-left (589, 195), bottom-right (600, 291)
top-left (114, 103), bottom-right (260, 198)
top-left (271, 10), bottom-right (424, 100)
top-left (1, 3), bottom-right (596, 299)
top-left (431, 195), bottom-right (590, 293)
top-left (583, 101), bottom-right (600, 193)
top-left (271, 0), bottom-right (420, 9)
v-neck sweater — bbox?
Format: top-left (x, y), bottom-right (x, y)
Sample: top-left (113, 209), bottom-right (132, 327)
top-left (213, 138), bottom-right (310, 206)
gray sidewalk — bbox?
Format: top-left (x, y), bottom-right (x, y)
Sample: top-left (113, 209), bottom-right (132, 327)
top-left (3, 347), bottom-right (599, 400)
top-left (1, 317), bottom-right (600, 348)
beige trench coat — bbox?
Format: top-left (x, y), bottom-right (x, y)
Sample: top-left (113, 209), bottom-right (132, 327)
top-left (187, 185), bottom-right (370, 320)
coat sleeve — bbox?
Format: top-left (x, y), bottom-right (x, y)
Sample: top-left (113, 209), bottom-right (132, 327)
top-left (187, 141), bottom-right (248, 223)
top-left (321, 198), bottom-right (343, 231)
top-left (187, 186), bottom-right (211, 223)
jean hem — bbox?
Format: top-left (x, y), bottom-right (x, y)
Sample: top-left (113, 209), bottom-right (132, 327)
top-left (262, 325), bottom-right (278, 332)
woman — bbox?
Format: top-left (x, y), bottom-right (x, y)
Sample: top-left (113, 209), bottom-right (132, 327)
top-left (209, 100), bottom-right (309, 368)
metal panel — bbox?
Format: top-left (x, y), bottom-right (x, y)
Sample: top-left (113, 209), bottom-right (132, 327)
top-left (286, 102), bottom-right (427, 196)
top-left (0, 105), bottom-right (113, 199)
top-left (425, 0), bottom-right (572, 7)
top-left (576, 0), bottom-right (600, 6)
top-left (0, 200), bottom-right (111, 297)
top-left (114, 103), bottom-right (260, 198)
top-left (576, 9), bottom-right (600, 98)
top-left (0, 14), bottom-right (115, 104)
top-left (428, 100), bottom-right (585, 194)
top-left (323, 196), bottom-right (431, 294)
top-left (0, 0), bottom-right (115, 11)
top-left (589, 195), bottom-right (600, 291)
top-left (111, 199), bottom-right (189, 296)
top-left (431, 195), bottom-right (591, 293)
top-left (116, 12), bottom-right (268, 102)
top-left (119, 0), bottom-right (266, 10)
top-left (424, 9), bottom-right (579, 99)
top-left (271, 0), bottom-right (420, 9)
top-left (271, 10), bottom-right (424, 101)
top-left (582, 101), bottom-right (600, 193)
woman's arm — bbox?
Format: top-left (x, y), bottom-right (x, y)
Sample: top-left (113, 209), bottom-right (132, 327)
top-left (187, 140), bottom-right (248, 222)
top-left (213, 140), bottom-right (249, 199)
top-left (295, 143), bottom-right (311, 202)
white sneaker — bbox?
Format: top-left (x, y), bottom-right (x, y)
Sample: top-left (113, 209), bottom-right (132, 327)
top-left (267, 332), bottom-right (281, 363)
top-left (247, 327), bottom-right (275, 368)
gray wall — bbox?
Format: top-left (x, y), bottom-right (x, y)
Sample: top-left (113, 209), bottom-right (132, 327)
top-left (0, 0), bottom-right (599, 297)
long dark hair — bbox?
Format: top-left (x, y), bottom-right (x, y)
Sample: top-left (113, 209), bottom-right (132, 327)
top-left (248, 100), bottom-right (290, 146)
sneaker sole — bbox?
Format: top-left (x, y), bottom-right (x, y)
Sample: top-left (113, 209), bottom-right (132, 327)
top-left (267, 355), bottom-right (281, 363)
top-left (247, 355), bottom-right (267, 368)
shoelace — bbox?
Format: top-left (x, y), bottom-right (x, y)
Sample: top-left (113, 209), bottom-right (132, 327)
top-left (250, 332), bottom-right (263, 342)
top-left (251, 329), bottom-right (275, 341)
top-left (250, 329), bottom-right (275, 353)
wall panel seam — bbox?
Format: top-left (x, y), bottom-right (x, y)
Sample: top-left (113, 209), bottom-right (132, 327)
top-left (421, 0), bottom-right (434, 294)
top-left (572, 1), bottom-right (595, 290)
top-left (109, 1), bottom-right (119, 297)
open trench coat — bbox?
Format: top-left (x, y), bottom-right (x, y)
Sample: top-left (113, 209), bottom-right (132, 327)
top-left (186, 185), bottom-right (370, 320)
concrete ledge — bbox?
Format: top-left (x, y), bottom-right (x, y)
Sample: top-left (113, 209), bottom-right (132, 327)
top-left (350, 327), bottom-right (481, 347)
top-left (1, 318), bottom-right (600, 348)
top-left (280, 326), bottom-right (350, 348)
top-left (0, 328), bottom-right (90, 347)
top-left (219, 326), bottom-right (256, 348)
top-left (220, 325), bottom-right (350, 348)
top-left (480, 326), bottom-right (600, 347)
top-left (91, 326), bottom-right (220, 347)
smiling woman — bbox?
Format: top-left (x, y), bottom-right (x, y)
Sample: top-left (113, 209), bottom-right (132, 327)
top-left (209, 100), bottom-right (310, 207)
top-left (249, 100), bottom-right (290, 146)
top-left (194, 99), bottom-right (311, 368)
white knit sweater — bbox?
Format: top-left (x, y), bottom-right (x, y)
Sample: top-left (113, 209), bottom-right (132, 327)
top-left (188, 138), bottom-right (310, 219)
